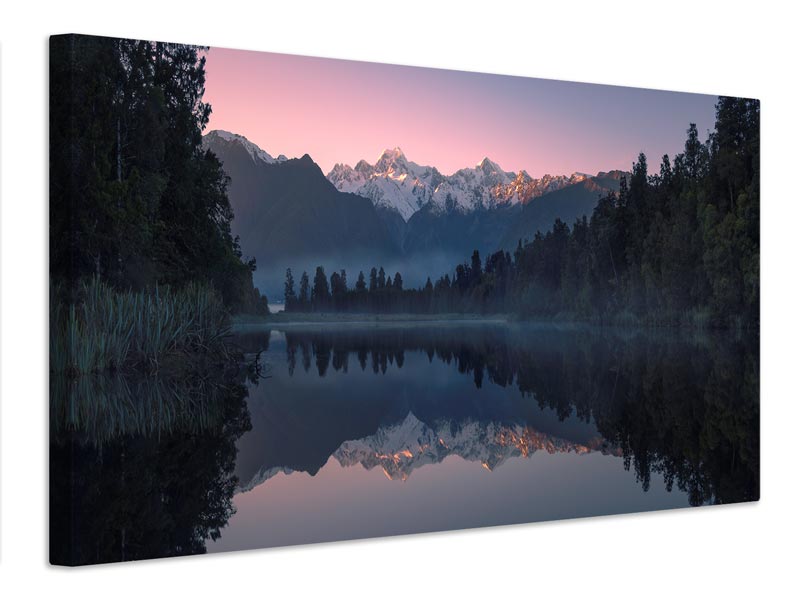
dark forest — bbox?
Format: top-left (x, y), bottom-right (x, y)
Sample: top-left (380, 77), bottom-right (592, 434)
top-left (50, 35), bottom-right (268, 315)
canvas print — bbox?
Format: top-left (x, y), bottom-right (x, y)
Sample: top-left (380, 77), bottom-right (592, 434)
top-left (49, 34), bottom-right (760, 566)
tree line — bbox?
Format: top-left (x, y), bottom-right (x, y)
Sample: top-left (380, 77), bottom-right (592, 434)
top-left (50, 35), bottom-right (268, 315)
top-left (284, 96), bottom-right (759, 328)
top-left (283, 264), bottom-right (421, 313)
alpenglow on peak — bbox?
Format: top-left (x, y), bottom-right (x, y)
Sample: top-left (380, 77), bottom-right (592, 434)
top-left (327, 148), bottom-right (594, 221)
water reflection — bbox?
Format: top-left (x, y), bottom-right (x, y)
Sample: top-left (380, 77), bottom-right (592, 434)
top-left (49, 374), bottom-right (252, 566)
top-left (50, 323), bottom-right (759, 564)
top-left (233, 324), bottom-right (759, 507)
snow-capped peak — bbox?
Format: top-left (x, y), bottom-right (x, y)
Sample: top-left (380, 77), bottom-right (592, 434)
top-left (327, 149), bottom-right (602, 221)
top-left (375, 147), bottom-right (409, 175)
top-left (203, 130), bottom-right (288, 166)
top-left (326, 149), bottom-right (439, 221)
top-left (379, 147), bottom-right (406, 161)
top-left (477, 157), bottom-right (502, 172)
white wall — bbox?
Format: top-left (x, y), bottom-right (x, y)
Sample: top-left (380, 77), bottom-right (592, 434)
top-left (1, 1), bottom-right (797, 598)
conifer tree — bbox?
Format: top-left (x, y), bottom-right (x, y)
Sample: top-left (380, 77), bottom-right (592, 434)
top-left (298, 271), bottom-right (310, 311)
top-left (369, 267), bottom-right (378, 292)
top-left (378, 267), bottom-right (386, 289)
top-left (312, 266), bottom-right (330, 310)
top-left (284, 268), bottom-right (296, 310)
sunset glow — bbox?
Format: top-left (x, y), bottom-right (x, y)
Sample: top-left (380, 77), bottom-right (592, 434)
top-left (204, 47), bottom-right (718, 176)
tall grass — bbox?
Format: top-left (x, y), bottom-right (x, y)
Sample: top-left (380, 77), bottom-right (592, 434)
top-left (50, 278), bottom-right (231, 375)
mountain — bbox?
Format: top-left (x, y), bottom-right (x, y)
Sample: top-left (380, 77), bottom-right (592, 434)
top-left (327, 148), bottom-right (592, 222)
top-left (402, 171), bottom-right (625, 260)
top-left (204, 129), bottom-right (289, 165)
top-left (328, 147), bottom-right (624, 263)
top-left (403, 202), bottom-right (521, 261)
top-left (327, 148), bottom-right (442, 221)
top-left (204, 130), bottom-right (625, 292)
top-left (203, 131), bottom-right (400, 296)
top-left (500, 170), bottom-right (627, 249)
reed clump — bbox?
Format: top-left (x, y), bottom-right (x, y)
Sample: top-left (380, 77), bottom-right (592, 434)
top-left (51, 278), bottom-right (232, 375)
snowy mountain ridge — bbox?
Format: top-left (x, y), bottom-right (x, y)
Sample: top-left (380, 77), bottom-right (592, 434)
top-left (202, 131), bottom-right (611, 222)
top-left (202, 130), bottom-right (288, 166)
top-left (328, 147), bottom-right (595, 221)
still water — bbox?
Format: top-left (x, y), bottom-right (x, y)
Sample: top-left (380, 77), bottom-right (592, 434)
top-left (50, 322), bottom-right (759, 565)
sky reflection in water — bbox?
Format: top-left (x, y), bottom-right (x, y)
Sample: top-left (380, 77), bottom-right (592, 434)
top-left (210, 323), bottom-right (758, 552)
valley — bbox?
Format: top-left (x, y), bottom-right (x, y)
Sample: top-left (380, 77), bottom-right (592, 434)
top-left (203, 130), bottom-right (622, 297)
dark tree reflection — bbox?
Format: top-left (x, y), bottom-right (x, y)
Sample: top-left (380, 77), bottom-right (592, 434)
top-left (50, 375), bottom-right (252, 566)
top-left (264, 325), bottom-right (759, 506)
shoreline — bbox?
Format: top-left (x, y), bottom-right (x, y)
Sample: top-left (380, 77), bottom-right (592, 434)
top-left (230, 311), bottom-right (758, 339)
top-left (232, 312), bottom-right (510, 328)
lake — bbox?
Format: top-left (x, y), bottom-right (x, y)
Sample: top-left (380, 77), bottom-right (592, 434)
top-left (50, 321), bottom-right (759, 564)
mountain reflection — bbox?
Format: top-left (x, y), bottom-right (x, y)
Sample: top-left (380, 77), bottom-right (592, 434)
top-left (329, 413), bottom-right (620, 483)
top-left (234, 324), bottom-right (759, 507)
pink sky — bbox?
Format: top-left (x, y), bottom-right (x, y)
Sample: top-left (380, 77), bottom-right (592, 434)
top-left (203, 47), bottom-right (717, 177)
